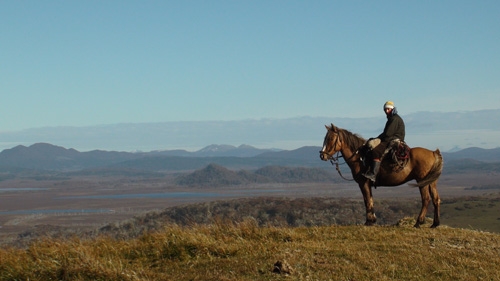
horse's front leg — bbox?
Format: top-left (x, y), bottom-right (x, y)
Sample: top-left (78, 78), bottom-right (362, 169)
top-left (359, 181), bottom-right (376, 225)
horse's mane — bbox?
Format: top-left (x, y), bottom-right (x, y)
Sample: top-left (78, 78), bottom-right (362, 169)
top-left (338, 127), bottom-right (366, 152)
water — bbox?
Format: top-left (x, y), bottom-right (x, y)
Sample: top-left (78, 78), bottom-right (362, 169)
top-left (0, 188), bottom-right (48, 193)
top-left (1, 190), bottom-right (285, 215)
top-left (0, 209), bottom-right (112, 215)
top-left (58, 192), bottom-right (226, 200)
top-left (58, 189), bottom-right (285, 200)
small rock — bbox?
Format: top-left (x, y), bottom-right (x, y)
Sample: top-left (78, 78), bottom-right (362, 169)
top-left (272, 260), bottom-right (294, 275)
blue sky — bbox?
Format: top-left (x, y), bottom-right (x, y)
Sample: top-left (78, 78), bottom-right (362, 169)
top-left (2, 1), bottom-right (499, 132)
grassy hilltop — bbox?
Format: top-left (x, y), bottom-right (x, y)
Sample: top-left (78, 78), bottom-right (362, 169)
top-left (1, 218), bottom-right (499, 281)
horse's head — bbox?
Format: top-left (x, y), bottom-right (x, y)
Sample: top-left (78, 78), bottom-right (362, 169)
top-left (319, 123), bottom-right (342, 161)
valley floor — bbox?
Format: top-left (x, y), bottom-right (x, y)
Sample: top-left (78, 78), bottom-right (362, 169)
top-left (1, 171), bottom-right (499, 246)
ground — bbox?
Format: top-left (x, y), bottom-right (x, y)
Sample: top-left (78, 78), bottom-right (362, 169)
top-left (1, 171), bottom-right (499, 245)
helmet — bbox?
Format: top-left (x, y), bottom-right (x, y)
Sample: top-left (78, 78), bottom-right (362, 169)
top-left (383, 101), bottom-right (395, 110)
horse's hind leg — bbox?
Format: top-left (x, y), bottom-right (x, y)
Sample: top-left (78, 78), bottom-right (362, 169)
top-left (429, 181), bottom-right (441, 228)
top-left (415, 184), bottom-right (431, 228)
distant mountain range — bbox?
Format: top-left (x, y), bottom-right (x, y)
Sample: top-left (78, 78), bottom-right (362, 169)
top-left (0, 143), bottom-right (499, 173)
top-left (154, 144), bottom-right (280, 157)
top-left (1, 109), bottom-right (499, 153)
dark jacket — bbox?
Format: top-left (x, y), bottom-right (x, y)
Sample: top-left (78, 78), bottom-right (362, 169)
top-left (377, 110), bottom-right (405, 142)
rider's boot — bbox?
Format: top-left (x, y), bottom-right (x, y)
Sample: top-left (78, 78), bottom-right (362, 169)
top-left (363, 159), bottom-right (381, 182)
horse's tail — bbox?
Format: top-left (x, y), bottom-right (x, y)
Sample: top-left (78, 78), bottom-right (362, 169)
top-left (409, 149), bottom-right (443, 187)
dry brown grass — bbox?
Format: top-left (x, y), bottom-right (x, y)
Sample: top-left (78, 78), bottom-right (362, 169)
top-left (1, 218), bottom-right (499, 281)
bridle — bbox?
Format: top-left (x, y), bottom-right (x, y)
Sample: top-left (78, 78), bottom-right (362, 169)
top-left (320, 130), bottom-right (357, 181)
top-left (319, 131), bottom-right (339, 160)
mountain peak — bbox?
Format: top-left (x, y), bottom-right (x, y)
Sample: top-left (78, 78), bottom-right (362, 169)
top-left (194, 144), bottom-right (269, 157)
top-left (238, 144), bottom-right (256, 149)
top-left (198, 144), bottom-right (237, 153)
top-left (1, 143), bottom-right (79, 157)
top-left (29, 143), bottom-right (79, 153)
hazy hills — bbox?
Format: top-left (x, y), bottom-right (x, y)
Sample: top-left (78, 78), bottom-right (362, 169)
top-left (1, 109), bottom-right (499, 153)
top-left (0, 143), bottom-right (499, 175)
top-left (0, 143), bottom-right (141, 171)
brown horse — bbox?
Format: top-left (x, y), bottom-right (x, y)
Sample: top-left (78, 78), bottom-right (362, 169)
top-left (319, 124), bottom-right (443, 228)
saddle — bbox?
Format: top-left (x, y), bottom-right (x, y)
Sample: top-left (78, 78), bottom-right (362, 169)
top-left (385, 139), bottom-right (411, 172)
top-left (360, 139), bottom-right (411, 172)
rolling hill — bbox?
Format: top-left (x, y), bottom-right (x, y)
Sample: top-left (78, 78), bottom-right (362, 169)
top-left (0, 143), bottom-right (499, 174)
top-left (174, 163), bottom-right (340, 187)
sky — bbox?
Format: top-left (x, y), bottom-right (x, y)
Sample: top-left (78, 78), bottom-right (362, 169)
top-left (2, 1), bottom-right (500, 132)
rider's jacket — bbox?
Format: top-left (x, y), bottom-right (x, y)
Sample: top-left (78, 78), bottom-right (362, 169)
top-left (377, 111), bottom-right (405, 142)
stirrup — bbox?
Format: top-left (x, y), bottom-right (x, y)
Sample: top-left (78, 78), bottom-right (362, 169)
top-left (363, 172), bottom-right (376, 182)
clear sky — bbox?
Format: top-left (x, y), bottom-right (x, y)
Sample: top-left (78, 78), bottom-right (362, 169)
top-left (2, 1), bottom-right (499, 132)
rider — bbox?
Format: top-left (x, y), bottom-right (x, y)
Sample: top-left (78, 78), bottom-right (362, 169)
top-left (363, 101), bottom-right (405, 182)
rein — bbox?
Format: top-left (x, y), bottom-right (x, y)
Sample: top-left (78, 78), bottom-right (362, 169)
top-left (327, 151), bottom-right (357, 181)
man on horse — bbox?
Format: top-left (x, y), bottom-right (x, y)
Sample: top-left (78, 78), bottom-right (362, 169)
top-left (363, 101), bottom-right (406, 182)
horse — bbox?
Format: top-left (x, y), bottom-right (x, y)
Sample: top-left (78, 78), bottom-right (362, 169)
top-left (319, 123), bottom-right (443, 228)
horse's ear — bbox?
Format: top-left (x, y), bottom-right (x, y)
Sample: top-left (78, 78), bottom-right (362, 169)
top-left (330, 123), bottom-right (337, 132)
top-left (325, 124), bottom-right (330, 130)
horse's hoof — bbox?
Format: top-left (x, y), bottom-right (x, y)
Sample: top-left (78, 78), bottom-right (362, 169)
top-left (430, 223), bottom-right (440, 228)
top-left (364, 221), bottom-right (376, 226)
